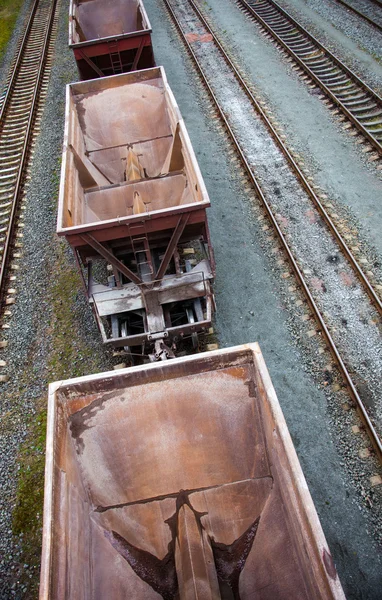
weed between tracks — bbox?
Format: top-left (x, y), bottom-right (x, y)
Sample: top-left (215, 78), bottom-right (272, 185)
top-left (11, 239), bottom-right (109, 595)
top-left (48, 247), bottom-right (95, 381)
top-left (11, 401), bottom-right (46, 598)
top-left (0, 1), bottom-right (101, 593)
top-left (0, 0), bottom-right (24, 60)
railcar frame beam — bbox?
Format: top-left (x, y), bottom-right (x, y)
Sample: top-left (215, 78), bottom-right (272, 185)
top-left (156, 213), bottom-right (190, 280)
top-left (77, 49), bottom-right (103, 77)
top-left (131, 37), bottom-right (145, 71)
top-left (80, 233), bottom-right (142, 285)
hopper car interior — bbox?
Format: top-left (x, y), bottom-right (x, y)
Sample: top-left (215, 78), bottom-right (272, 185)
top-left (57, 68), bottom-right (215, 360)
top-left (69, 0), bottom-right (155, 79)
top-left (40, 345), bottom-right (345, 599)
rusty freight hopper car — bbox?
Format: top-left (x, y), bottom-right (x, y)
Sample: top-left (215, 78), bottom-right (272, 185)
top-left (57, 67), bottom-right (215, 359)
top-left (40, 344), bottom-right (345, 599)
top-left (69, 0), bottom-right (155, 79)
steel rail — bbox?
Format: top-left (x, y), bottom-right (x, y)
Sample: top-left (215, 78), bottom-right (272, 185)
top-left (0, 0), bottom-right (58, 307)
top-left (236, 0), bottom-right (382, 154)
top-left (333, 0), bottom-right (382, 33)
top-left (0, 0), bottom-right (40, 121)
top-left (191, 0), bottom-right (382, 318)
top-left (163, 0), bottom-right (382, 462)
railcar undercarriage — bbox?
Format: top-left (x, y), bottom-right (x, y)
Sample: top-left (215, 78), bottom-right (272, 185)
top-left (78, 238), bottom-right (214, 360)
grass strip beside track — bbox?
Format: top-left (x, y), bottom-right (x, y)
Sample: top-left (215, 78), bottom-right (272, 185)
top-left (0, 0), bottom-right (25, 60)
top-left (11, 241), bottom-right (107, 594)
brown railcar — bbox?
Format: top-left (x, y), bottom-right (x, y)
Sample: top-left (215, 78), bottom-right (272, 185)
top-left (40, 343), bottom-right (345, 599)
top-left (69, 0), bottom-right (155, 80)
top-left (57, 67), bottom-right (215, 358)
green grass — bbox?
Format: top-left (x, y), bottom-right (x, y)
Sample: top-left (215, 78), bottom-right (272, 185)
top-left (13, 408), bottom-right (47, 537)
top-left (11, 237), bottom-right (108, 596)
top-left (12, 403), bottom-right (47, 598)
top-left (11, 159), bottom-right (90, 565)
top-left (0, 0), bottom-right (24, 60)
top-left (48, 244), bottom-right (96, 382)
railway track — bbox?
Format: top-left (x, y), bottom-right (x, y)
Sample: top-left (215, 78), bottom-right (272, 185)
top-left (235, 0), bottom-right (382, 155)
top-left (333, 0), bottom-right (382, 33)
top-left (163, 0), bottom-right (382, 462)
top-left (0, 0), bottom-right (59, 317)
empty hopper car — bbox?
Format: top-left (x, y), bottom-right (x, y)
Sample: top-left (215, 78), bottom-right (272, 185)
top-left (69, 0), bottom-right (155, 80)
top-left (40, 344), bottom-right (345, 599)
top-left (57, 67), bottom-right (215, 360)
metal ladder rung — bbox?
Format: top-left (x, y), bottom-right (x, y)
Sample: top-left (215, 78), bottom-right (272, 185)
top-left (131, 235), bottom-right (153, 277)
top-left (108, 41), bottom-right (123, 74)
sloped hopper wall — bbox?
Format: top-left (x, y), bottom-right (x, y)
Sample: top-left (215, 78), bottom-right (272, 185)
top-left (41, 345), bottom-right (344, 599)
top-left (75, 0), bottom-right (143, 40)
top-left (60, 69), bottom-right (204, 229)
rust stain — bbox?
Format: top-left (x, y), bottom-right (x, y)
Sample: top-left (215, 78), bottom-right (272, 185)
top-left (245, 378), bottom-right (257, 399)
top-left (105, 530), bottom-right (177, 600)
top-left (305, 209), bottom-right (317, 224)
top-left (103, 491), bottom-right (260, 599)
top-left (339, 271), bottom-right (355, 287)
top-left (224, 366), bottom-right (247, 380)
top-left (310, 277), bottom-right (326, 293)
top-left (323, 548), bottom-right (337, 580)
top-left (65, 393), bottom-right (100, 415)
top-left (69, 395), bottom-right (110, 453)
top-left (199, 33), bottom-right (213, 43)
top-left (185, 32), bottom-right (200, 43)
top-left (185, 32), bottom-right (213, 43)
top-left (276, 213), bottom-right (288, 229)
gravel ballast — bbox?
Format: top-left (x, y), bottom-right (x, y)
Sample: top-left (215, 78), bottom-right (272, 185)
top-left (0, 0), bottom-right (381, 597)
top-left (275, 0), bottom-right (382, 92)
top-left (201, 0), bottom-right (382, 261)
top-left (0, 0), bottom-right (33, 92)
top-left (336, 0), bottom-right (382, 31)
top-left (166, 0), bottom-right (382, 431)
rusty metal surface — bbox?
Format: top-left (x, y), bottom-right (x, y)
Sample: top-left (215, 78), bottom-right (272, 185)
top-left (40, 344), bottom-right (345, 599)
top-left (70, 0), bottom-right (151, 44)
top-left (57, 67), bottom-right (209, 237)
top-left (69, 0), bottom-right (155, 78)
top-left (56, 67), bottom-right (214, 350)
